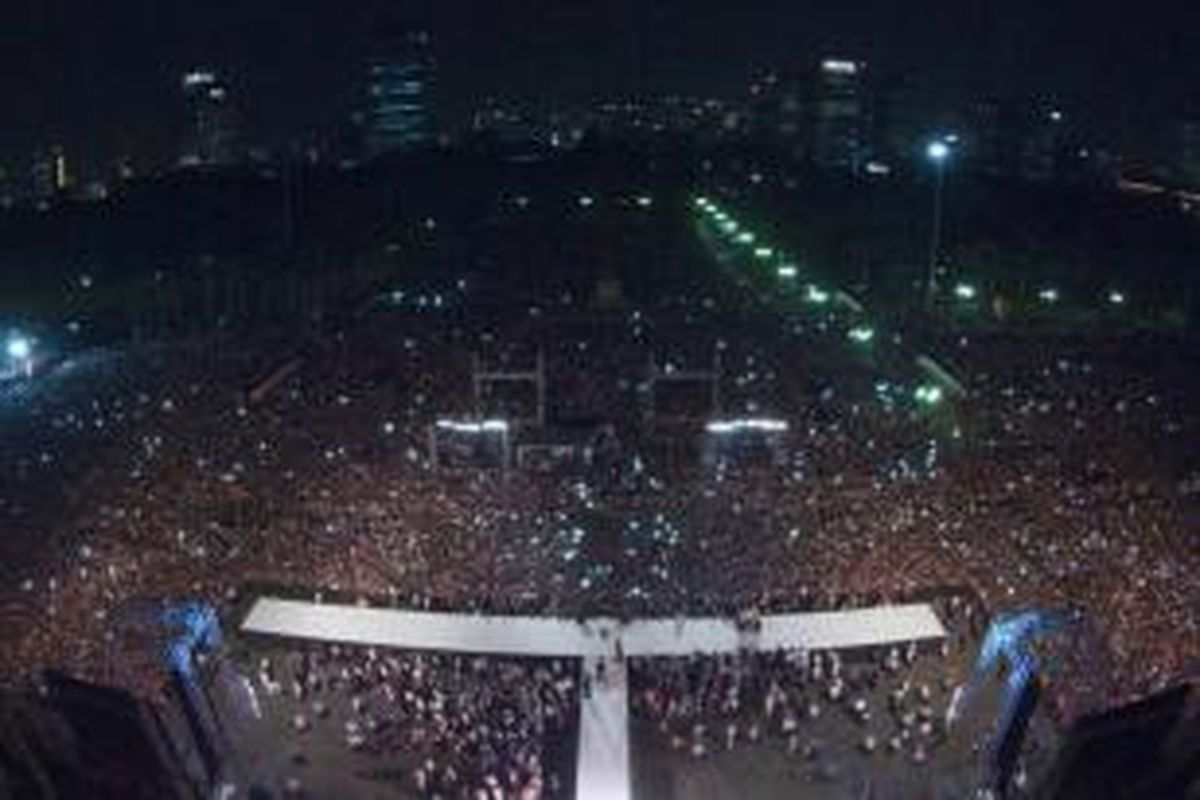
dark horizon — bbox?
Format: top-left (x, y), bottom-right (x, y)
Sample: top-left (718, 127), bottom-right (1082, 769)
top-left (1, 0), bottom-right (1197, 174)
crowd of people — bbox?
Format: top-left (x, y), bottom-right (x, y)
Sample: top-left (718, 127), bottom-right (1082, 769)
top-left (0, 274), bottom-right (1195, 792)
top-left (626, 593), bottom-right (1014, 794)
top-left (242, 643), bottom-right (578, 799)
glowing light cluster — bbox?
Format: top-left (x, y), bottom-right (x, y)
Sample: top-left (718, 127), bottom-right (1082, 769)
top-left (435, 419), bottom-right (509, 433)
top-left (847, 325), bottom-right (875, 343)
top-left (7, 337), bottom-right (31, 360)
top-left (914, 385), bottom-right (944, 406)
top-left (705, 418), bottom-right (789, 434)
top-left (821, 59), bottom-right (860, 75)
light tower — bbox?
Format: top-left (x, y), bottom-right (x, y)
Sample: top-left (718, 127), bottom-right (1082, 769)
top-left (925, 138), bottom-right (952, 311)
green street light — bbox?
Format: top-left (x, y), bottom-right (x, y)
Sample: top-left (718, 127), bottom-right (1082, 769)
top-left (694, 197), bottom-right (710, 208)
top-left (753, 246), bottom-right (774, 259)
top-left (805, 285), bottom-right (830, 304)
top-left (720, 220), bottom-right (739, 234)
top-left (914, 384), bottom-right (943, 405)
top-left (848, 325), bottom-right (875, 343)
top-left (777, 264), bottom-right (798, 278)
top-left (735, 232), bottom-right (755, 244)
top-left (953, 283), bottom-right (977, 300)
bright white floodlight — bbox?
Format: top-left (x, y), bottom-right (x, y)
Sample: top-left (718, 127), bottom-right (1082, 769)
top-left (7, 337), bottom-right (31, 360)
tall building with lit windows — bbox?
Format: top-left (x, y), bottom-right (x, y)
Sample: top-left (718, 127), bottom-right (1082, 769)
top-left (812, 59), bottom-right (870, 173)
top-left (179, 69), bottom-right (238, 167)
top-left (30, 145), bottom-right (70, 201)
top-left (364, 24), bottom-right (434, 156)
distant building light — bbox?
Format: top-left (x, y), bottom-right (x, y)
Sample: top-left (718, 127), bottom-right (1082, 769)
top-left (183, 71), bottom-right (216, 88)
top-left (1117, 178), bottom-right (1166, 195)
top-left (953, 283), bottom-right (977, 300)
top-left (1108, 290), bottom-right (1126, 305)
top-left (636, 195), bottom-right (652, 207)
top-left (578, 195), bottom-right (594, 207)
top-left (927, 140), bottom-right (951, 161)
top-left (821, 59), bottom-right (860, 75)
top-left (1038, 288), bottom-right (1059, 303)
top-left (1049, 110), bottom-right (1064, 122)
top-left (864, 161), bottom-right (892, 175)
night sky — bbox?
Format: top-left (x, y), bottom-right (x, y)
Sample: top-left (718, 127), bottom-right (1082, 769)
top-left (1, 0), bottom-right (1197, 173)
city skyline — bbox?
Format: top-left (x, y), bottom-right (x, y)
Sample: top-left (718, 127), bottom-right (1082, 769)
top-left (0, 0), bottom-right (1197, 175)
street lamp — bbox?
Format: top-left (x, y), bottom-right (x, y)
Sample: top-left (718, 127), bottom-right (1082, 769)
top-left (925, 139), bottom-right (952, 311)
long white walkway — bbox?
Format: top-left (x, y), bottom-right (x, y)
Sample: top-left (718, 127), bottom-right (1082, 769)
top-left (241, 600), bottom-right (946, 800)
top-left (242, 600), bottom-right (945, 657)
top-left (577, 656), bottom-right (630, 800)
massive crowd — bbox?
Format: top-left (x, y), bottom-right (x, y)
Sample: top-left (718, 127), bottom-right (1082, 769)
top-left (0, 281), bottom-right (1196, 791)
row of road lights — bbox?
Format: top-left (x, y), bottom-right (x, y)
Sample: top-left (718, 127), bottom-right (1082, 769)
top-left (696, 195), bottom-right (945, 407)
top-left (924, 139), bottom-right (1132, 315)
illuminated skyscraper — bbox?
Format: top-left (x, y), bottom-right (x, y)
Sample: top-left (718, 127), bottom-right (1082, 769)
top-left (179, 70), bottom-right (238, 167)
top-left (30, 145), bottom-right (69, 201)
top-left (812, 59), bottom-right (870, 173)
top-left (364, 25), bottom-right (434, 156)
